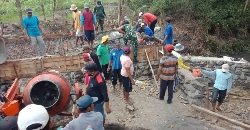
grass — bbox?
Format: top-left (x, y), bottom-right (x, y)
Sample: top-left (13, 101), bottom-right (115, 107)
top-left (0, 0), bottom-right (117, 24)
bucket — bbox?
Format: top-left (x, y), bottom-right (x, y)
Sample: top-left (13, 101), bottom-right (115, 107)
top-left (192, 69), bottom-right (201, 77)
top-left (2, 100), bottom-right (20, 116)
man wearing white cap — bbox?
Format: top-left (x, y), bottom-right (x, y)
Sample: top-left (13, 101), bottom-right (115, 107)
top-left (201, 64), bottom-right (233, 112)
top-left (172, 43), bottom-right (191, 71)
top-left (80, 3), bottom-right (96, 48)
top-left (70, 4), bottom-right (84, 46)
top-left (171, 43), bottom-right (191, 92)
top-left (17, 104), bottom-right (50, 130)
top-left (137, 22), bottom-right (154, 44)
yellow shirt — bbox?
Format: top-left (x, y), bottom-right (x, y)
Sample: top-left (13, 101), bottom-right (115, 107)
top-left (72, 11), bottom-right (81, 29)
top-left (172, 51), bottom-right (190, 70)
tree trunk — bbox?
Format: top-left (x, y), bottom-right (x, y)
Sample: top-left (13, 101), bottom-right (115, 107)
top-left (0, 22), bottom-right (4, 36)
top-left (118, 0), bottom-right (122, 25)
top-left (53, 0), bottom-right (57, 21)
top-left (15, 0), bottom-right (23, 26)
top-left (244, 0), bottom-right (249, 12)
top-left (41, 0), bottom-right (46, 21)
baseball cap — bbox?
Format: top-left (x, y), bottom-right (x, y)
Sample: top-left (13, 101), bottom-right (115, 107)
top-left (26, 8), bottom-right (32, 13)
top-left (76, 95), bottom-right (98, 109)
top-left (221, 64), bottom-right (230, 73)
top-left (17, 104), bottom-right (49, 130)
top-left (164, 45), bottom-right (174, 52)
top-left (82, 45), bottom-right (90, 51)
top-left (85, 62), bottom-right (98, 72)
top-left (140, 23), bottom-right (145, 27)
top-left (0, 116), bottom-right (18, 130)
top-left (139, 12), bottom-right (143, 16)
top-left (123, 46), bottom-right (130, 54)
top-left (84, 3), bottom-right (90, 9)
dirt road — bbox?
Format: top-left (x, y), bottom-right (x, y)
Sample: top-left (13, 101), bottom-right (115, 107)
top-left (105, 79), bottom-right (222, 130)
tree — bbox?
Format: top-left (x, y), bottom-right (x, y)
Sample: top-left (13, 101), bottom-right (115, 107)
top-left (118, 0), bottom-right (122, 25)
top-left (52, 0), bottom-right (57, 20)
top-left (40, 0), bottom-right (46, 21)
top-left (244, 0), bottom-right (249, 12)
top-left (15, 0), bottom-right (23, 25)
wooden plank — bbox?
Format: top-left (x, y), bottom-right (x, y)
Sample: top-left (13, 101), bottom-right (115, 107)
top-left (0, 45), bottom-right (162, 80)
top-left (191, 104), bottom-right (250, 129)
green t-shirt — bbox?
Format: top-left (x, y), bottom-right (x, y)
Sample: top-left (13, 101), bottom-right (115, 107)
top-left (96, 44), bottom-right (110, 65)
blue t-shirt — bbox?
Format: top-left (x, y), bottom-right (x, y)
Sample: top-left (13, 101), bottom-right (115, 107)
top-left (22, 16), bottom-right (41, 37)
top-left (144, 26), bottom-right (153, 37)
top-left (164, 23), bottom-right (173, 45)
top-left (110, 48), bottom-right (123, 70)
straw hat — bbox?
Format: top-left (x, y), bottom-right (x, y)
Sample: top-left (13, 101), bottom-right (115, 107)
top-left (70, 4), bottom-right (77, 11)
top-left (101, 35), bottom-right (109, 43)
top-left (174, 43), bottom-right (184, 52)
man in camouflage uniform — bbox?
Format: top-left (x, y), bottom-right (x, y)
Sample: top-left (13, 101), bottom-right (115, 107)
top-left (94, 0), bottom-right (106, 32)
top-left (117, 21), bottom-right (138, 62)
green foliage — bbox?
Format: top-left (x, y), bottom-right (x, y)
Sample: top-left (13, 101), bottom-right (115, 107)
top-left (0, 0), bottom-right (116, 23)
top-left (192, 0), bottom-right (250, 37)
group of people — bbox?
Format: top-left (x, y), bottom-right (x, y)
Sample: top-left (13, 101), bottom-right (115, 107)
top-left (157, 43), bottom-right (233, 111)
top-left (70, 1), bottom-right (106, 47)
top-left (2, 1), bottom-right (235, 130)
top-left (66, 35), bottom-right (135, 129)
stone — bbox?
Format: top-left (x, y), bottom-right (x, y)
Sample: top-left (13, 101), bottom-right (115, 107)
top-left (240, 73), bottom-right (245, 80)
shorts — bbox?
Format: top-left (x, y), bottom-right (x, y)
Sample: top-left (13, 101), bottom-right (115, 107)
top-left (75, 29), bottom-right (83, 37)
top-left (122, 76), bottom-right (133, 92)
top-left (211, 87), bottom-right (227, 103)
top-left (84, 30), bottom-right (95, 41)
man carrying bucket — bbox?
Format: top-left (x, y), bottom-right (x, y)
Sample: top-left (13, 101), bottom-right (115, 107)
top-left (200, 64), bottom-right (233, 112)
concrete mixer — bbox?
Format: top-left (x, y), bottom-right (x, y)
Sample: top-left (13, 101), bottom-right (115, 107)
top-left (0, 71), bottom-right (82, 117)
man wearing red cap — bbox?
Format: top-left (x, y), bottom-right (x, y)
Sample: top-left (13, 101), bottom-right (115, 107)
top-left (156, 45), bottom-right (178, 104)
top-left (120, 46), bottom-right (135, 102)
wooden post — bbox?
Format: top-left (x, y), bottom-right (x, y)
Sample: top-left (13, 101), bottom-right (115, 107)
top-left (15, 0), bottom-right (23, 26)
top-left (118, 0), bottom-right (122, 25)
top-left (205, 86), bottom-right (210, 108)
top-left (191, 104), bottom-right (250, 129)
top-left (145, 49), bottom-right (158, 88)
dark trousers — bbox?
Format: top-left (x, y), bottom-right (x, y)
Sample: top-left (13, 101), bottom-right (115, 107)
top-left (97, 19), bottom-right (104, 31)
top-left (149, 19), bottom-right (157, 34)
top-left (211, 88), bottom-right (227, 103)
top-left (111, 69), bottom-right (122, 86)
top-left (159, 79), bottom-right (174, 101)
top-left (101, 64), bottom-right (109, 80)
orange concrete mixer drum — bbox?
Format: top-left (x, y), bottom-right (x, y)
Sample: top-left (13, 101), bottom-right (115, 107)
top-left (23, 72), bottom-right (71, 116)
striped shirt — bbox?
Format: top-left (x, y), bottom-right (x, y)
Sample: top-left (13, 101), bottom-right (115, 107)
top-left (159, 54), bottom-right (178, 80)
